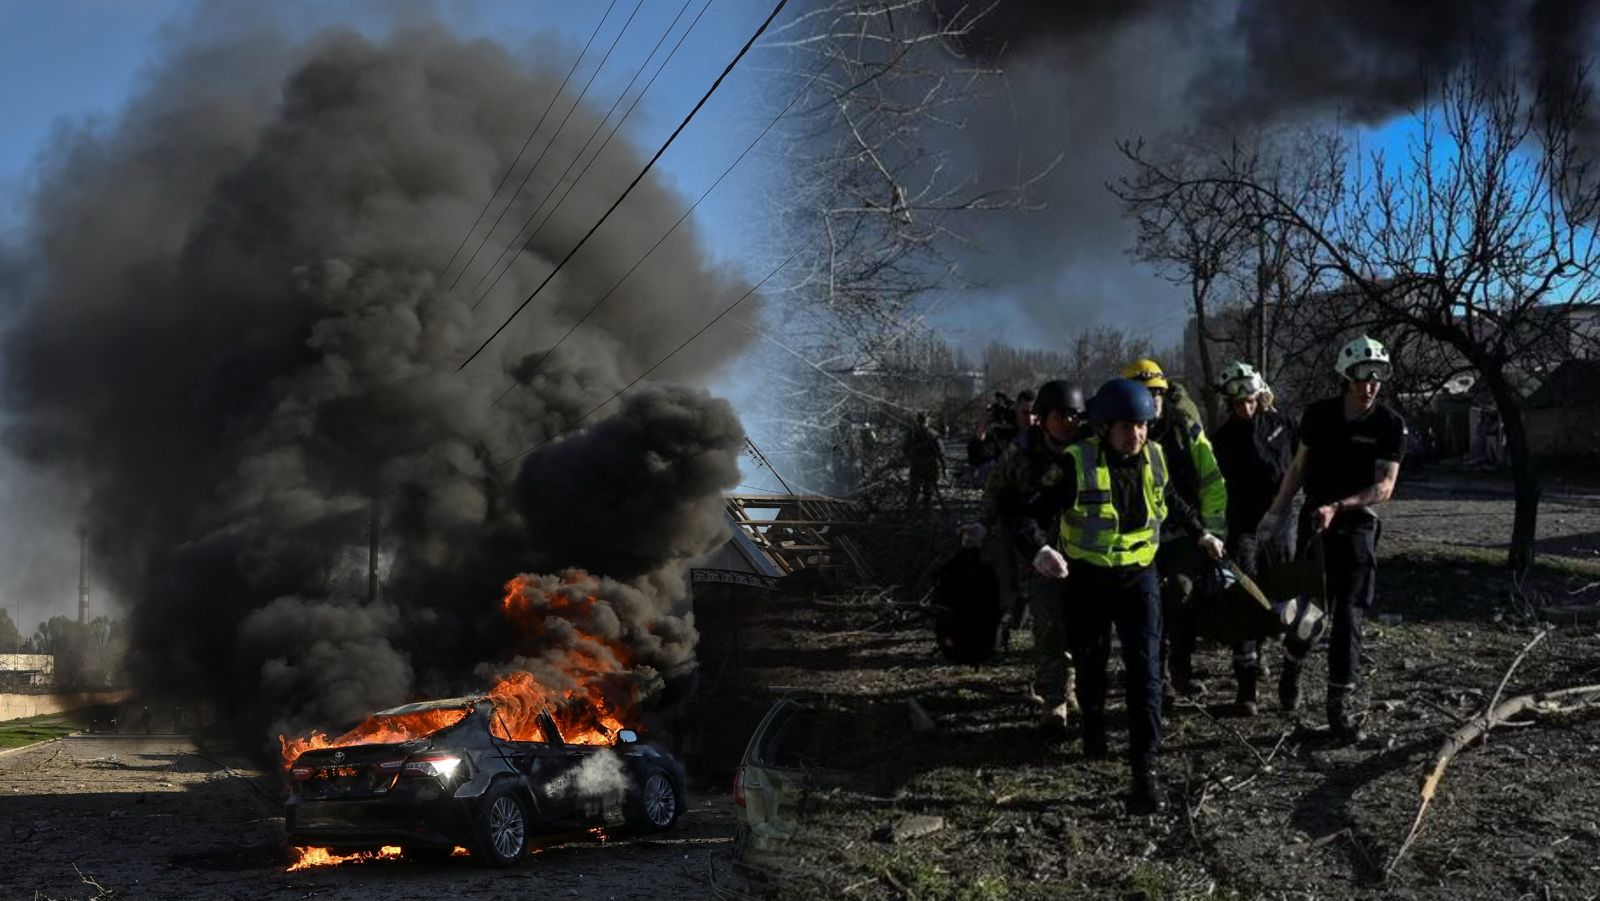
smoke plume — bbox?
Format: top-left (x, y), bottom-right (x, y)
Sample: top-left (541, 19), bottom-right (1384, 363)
top-left (0, 22), bottom-right (749, 748)
top-left (922, 0), bottom-right (1600, 344)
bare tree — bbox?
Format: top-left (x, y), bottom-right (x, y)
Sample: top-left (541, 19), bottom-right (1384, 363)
top-left (1122, 63), bottom-right (1600, 575)
top-left (1115, 141), bottom-right (1251, 397)
top-left (741, 1), bottom-right (1056, 496)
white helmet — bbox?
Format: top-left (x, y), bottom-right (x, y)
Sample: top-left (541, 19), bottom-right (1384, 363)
top-left (1218, 360), bottom-right (1257, 384)
top-left (1335, 335), bottom-right (1391, 379)
top-left (1221, 372), bottom-right (1267, 399)
top-left (1218, 360), bottom-right (1265, 399)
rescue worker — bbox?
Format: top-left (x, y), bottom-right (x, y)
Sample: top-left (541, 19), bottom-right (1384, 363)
top-left (976, 380), bottom-right (1089, 735)
top-left (1210, 361), bottom-right (1297, 715)
top-left (1259, 336), bottom-right (1405, 742)
top-left (1122, 358), bottom-right (1228, 697)
top-left (904, 411), bottom-right (945, 510)
top-left (1058, 378), bottom-right (1225, 814)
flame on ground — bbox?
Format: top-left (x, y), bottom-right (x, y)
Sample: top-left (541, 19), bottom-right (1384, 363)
top-left (288, 846), bottom-right (402, 870)
top-left (279, 571), bottom-right (643, 768)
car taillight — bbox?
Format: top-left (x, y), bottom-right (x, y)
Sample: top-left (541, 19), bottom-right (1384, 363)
top-left (375, 759), bottom-right (405, 774)
top-left (402, 753), bottom-right (463, 780)
top-left (290, 766), bottom-right (314, 781)
top-left (733, 768), bottom-right (745, 808)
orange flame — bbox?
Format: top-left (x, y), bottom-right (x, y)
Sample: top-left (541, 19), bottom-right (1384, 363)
top-left (279, 706), bottom-right (470, 767)
top-left (278, 571), bottom-right (645, 769)
top-left (288, 846), bottom-right (402, 870)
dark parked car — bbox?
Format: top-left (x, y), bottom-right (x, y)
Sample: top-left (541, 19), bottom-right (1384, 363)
top-left (285, 696), bottom-right (686, 865)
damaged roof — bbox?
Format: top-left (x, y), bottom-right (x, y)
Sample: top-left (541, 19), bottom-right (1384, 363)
top-left (708, 494), bottom-right (871, 582)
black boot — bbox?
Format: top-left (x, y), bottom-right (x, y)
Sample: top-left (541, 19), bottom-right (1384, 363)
top-left (1278, 658), bottom-right (1302, 712)
top-left (1129, 767), bottom-right (1168, 815)
top-left (1080, 710), bottom-right (1108, 760)
top-left (1328, 689), bottom-right (1364, 743)
top-left (1234, 667), bottom-right (1259, 717)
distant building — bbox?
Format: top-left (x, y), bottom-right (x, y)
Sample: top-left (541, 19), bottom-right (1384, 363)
top-left (1523, 359), bottom-right (1600, 457)
top-left (0, 654), bottom-right (55, 688)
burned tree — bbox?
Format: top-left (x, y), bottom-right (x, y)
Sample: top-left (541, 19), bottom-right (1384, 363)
top-left (1123, 64), bottom-right (1600, 575)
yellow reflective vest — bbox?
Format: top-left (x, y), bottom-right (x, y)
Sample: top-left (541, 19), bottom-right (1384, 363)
top-left (1060, 436), bottom-right (1169, 569)
top-left (1188, 425), bottom-right (1229, 538)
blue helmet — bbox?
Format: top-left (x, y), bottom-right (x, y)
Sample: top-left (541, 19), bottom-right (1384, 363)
top-left (1090, 378), bottom-right (1158, 425)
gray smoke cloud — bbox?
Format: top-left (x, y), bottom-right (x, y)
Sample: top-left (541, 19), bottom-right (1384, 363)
top-left (0, 21), bottom-right (748, 749)
top-left (923, 0), bottom-right (1600, 345)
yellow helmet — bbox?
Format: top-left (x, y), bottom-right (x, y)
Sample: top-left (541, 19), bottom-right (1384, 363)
top-left (1121, 358), bottom-right (1169, 390)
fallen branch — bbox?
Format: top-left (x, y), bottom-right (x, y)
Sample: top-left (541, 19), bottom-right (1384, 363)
top-left (1483, 630), bottom-right (1550, 734)
top-left (1174, 698), bottom-right (1271, 768)
top-left (1386, 682), bottom-right (1600, 876)
top-left (1387, 631), bottom-right (1549, 876)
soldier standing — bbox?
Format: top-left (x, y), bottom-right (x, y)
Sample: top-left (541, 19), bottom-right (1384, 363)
top-left (979, 380), bottom-right (1088, 737)
top-left (903, 411), bottom-right (945, 511)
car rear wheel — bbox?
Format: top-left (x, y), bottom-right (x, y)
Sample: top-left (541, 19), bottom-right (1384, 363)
top-left (629, 767), bottom-right (683, 832)
top-left (471, 782), bottom-right (530, 866)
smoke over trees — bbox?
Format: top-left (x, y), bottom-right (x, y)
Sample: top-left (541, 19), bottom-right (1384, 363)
top-left (0, 22), bottom-right (753, 747)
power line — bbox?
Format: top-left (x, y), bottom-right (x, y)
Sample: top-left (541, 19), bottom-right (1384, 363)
top-left (456, 0), bottom-right (793, 374)
top-left (495, 233), bottom-right (816, 468)
top-left (446, 0), bottom-right (650, 292)
top-left (467, 0), bottom-right (712, 309)
top-left (488, 56), bottom-right (828, 407)
top-left (437, 0), bottom-right (620, 282)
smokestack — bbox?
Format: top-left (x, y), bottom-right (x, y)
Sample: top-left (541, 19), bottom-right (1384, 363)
top-left (78, 526), bottom-right (89, 625)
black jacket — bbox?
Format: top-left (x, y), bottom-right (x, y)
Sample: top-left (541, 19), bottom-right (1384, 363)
top-left (1211, 408), bottom-right (1296, 533)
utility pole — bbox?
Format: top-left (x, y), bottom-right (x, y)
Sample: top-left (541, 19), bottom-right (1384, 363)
top-left (78, 526), bottom-right (90, 625)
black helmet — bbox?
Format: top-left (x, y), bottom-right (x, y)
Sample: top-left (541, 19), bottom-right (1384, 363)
top-left (1034, 380), bottom-right (1086, 417)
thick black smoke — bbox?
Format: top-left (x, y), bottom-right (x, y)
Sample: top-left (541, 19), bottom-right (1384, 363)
top-left (922, 0), bottom-right (1600, 343)
top-left (0, 24), bottom-right (749, 748)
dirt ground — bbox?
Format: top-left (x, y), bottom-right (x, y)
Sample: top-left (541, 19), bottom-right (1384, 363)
top-left (8, 468), bottom-right (1600, 900)
top-left (0, 731), bottom-right (736, 900)
top-left (722, 468), bottom-right (1600, 899)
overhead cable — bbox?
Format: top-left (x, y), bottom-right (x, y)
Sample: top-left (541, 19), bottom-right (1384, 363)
top-left (456, 0), bottom-right (793, 373)
top-left (494, 232), bottom-right (816, 467)
top-left (437, 0), bottom-right (621, 282)
top-left (488, 56), bottom-right (829, 406)
top-left (468, 0), bottom-right (711, 309)
top-left (446, 0), bottom-right (650, 291)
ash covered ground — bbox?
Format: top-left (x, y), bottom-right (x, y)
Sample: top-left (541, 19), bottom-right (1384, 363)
top-left (716, 468), bottom-right (1600, 900)
top-left (0, 728), bottom-right (736, 900)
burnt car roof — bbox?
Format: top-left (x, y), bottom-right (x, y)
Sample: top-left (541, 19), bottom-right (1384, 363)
top-left (371, 696), bottom-right (486, 716)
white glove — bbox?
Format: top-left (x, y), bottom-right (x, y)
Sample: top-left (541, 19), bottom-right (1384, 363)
top-left (958, 522), bottom-right (988, 549)
top-left (1198, 533), bottom-right (1226, 561)
top-left (1032, 546), bottom-right (1069, 579)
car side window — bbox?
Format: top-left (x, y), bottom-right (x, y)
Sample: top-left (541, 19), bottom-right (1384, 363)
top-left (488, 706), bottom-right (514, 741)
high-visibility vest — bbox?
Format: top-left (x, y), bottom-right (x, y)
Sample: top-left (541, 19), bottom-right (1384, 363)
top-left (1188, 426), bottom-right (1229, 538)
top-left (1060, 436), bottom-right (1168, 568)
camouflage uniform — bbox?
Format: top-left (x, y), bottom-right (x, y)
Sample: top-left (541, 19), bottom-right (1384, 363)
top-left (981, 423), bottom-right (1085, 716)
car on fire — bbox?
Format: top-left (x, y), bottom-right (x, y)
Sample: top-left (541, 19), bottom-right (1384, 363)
top-left (284, 696), bottom-right (686, 866)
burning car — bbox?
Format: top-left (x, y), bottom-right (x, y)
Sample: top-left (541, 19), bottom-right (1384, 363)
top-left (285, 695), bottom-right (686, 866)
